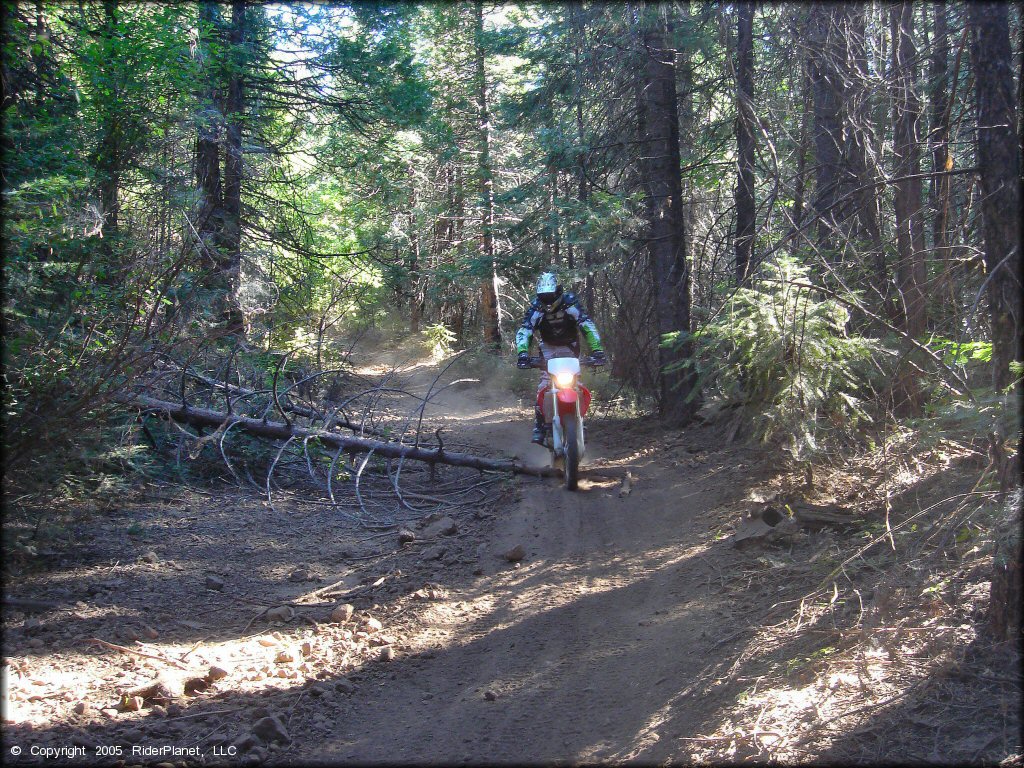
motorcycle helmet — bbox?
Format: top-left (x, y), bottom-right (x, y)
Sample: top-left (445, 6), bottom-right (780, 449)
top-left (536, 271), bottom-right (563, 307)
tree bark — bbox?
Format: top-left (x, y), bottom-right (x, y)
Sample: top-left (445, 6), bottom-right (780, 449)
top-left (193, 1), bottom-right (244, 333)
top-left (676, 2), bottom-right (696, 273)
top-left (30, 0), bottom-right (47, 110)
top-left (407, 163), bottom-right (424, 334)
top-left (790, 26), bottom-right (810, 235)
top-left (220, 0), bottom-right (246, 333)
top-left (890, 2), bottom-right (928, 413)
top-left (988, 532), bottom-right (1022, 642)
top-left (807, 5), bottom-right (845, 255)
top-left (733, 1), bottom-right (755, 286)
top-left (968, 2), bottom-right (1022, 391)
top-left (195, 2), bottom-right (224, 272)
top-left (843, 7), bottom-right (883, 258)
top-left (474, 1), bottom-right (502, 352)
top-left (95, 0), bottom-right (121, 245)
top-left (929, 2), bottom-right (952, 262)
top-left (968, 4), bottom-right (1023, 649)
top-left (637, 6), bottom-right (700, 425)
top-left (448, 163), bottom-right (467, 341)
top-left (891, 3), bottom-right (928, 341)
top-left (572, 4), bottom-right (594, 308)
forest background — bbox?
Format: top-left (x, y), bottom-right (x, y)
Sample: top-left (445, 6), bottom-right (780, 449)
top-left (1, 1), bottom-right (1021, 573)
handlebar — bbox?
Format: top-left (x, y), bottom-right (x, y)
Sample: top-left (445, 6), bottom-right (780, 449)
top-left (521, 355), bottom-right (605, 370)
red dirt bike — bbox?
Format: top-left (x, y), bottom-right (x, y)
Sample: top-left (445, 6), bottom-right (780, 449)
top-left (525, 355), bottom-right (603, 490)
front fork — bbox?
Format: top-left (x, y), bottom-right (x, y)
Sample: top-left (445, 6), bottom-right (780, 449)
top-left (548, 391), bottom-right (584, 458)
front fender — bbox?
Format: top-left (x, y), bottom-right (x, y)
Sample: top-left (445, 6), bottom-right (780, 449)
top-left (556, 389), bottom-right (578, 416)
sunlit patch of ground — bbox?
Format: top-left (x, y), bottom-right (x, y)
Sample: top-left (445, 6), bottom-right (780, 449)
top-left (3, 606), bottom-right (410, 729)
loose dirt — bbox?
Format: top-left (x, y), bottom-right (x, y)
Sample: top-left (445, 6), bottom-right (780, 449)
top-left (2, 353), bottom-right (1019, 765)
top-left (298, 371), bottom-right (757, 765)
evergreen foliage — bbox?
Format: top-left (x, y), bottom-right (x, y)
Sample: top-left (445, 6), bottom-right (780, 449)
top-left (1, 2), bottom-right (1020, 494)
top-left (692, 257), bottom-right (883, 458)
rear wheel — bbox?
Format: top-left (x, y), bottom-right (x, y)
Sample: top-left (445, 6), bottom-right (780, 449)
top-left (563, 417), bottom-right (579, 490)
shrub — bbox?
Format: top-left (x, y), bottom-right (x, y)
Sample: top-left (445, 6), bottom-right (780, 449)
top-left (693, 256), bottom-right (884, 459)
top-left (422, 323), bottom-right (457, 360)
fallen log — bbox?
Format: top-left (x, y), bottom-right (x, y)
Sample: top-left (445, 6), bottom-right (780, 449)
top-left (3, 597), bottom-right (62, 611)
top-left (791, 503), bottom-right (858, 528)
top-left (121, 393), bottom-right (570, 479)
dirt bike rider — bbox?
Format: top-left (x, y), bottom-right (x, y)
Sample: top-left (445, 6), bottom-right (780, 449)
top-left (516, 272), bottom-right (605, 444)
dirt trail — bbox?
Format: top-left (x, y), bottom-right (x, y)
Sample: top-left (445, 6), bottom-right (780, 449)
top-left (9, 353), bottom-right (1011, 764)
top-left (294, 366), bottom-right (754, 764)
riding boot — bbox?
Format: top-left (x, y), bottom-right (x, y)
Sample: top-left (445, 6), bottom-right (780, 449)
top-left (532, 408), bottom-right (546, 445)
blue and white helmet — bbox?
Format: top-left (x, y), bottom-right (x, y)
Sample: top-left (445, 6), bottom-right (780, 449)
top-left (536, 272), bottom-right (562, 306)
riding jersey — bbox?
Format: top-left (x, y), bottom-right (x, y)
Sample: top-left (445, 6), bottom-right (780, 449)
top-left (515, 292), bottom-right (603, 355)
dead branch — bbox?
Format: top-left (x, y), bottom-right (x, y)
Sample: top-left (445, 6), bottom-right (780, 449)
top-left (86, 637), bottom-right (190, 669)
top-left (180, 366), bottom-right (393, 439)
top-left (122, 393), bottom-right (566, 479)
top-left (3, 597), bottom-right (62, 610)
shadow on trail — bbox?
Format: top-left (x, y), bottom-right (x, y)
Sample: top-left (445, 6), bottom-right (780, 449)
top-left (3, 529), bottom-right (773, 766)
top-left (8, 397), bottom-right (1010, 765)
top-left (3, 454), bottom-right (512, 659)
top-left (4, 414), bottom-right (773, 764)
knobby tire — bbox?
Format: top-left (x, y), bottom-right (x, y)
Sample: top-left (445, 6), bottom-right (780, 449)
top-left (564, 417), bottom-right (579, 490)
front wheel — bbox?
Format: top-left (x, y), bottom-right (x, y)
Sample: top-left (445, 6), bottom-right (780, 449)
top-left (563, 417), bottom-right (580, 490)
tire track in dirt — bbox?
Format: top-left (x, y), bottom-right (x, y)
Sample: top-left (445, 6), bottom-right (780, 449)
top-left (308, 374), bottom-right (751, 764)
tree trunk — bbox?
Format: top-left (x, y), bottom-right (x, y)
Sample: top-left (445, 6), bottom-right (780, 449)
top-left (676, 2), bottom-right (696, 278)
top-left (843, 8), bottom-right (884, 258)
top-left (563, 173), bottom-right (573, 271)
top-left (807, 5), bottom-right (845, 256)
top-left (891, 2), bottom-right (927, 340)
top-left (548, 161), bottom-right (561, 266)
top-left (453, 164), bottom-right (465, 255)
top-left (220, 0), bottom-right (246, 333)
top-left (790, 40), bottom-right (810, 235)
top-left (195, 1), bottom-right (224, 272)
top-left (968, 2), bottom-right (1022, 391)
top-left (95, 0), bottom-right (121, 245)
top-left (929, 2), bottom-right (952, 262)
top-left (637, 6), bottom-right (700, 425)
top-left (449, 163), bottom-right (467, 342)
top-left (890, 2), bottom-right (928, 413)
top-left (573, 5), bottom-right (594, 308)
top-left (733, 1), bottom-right (755, 286)
top-left (407, 163), bottom-right (424, 334)
top-left (989, 532), bottom-right (1022, 642)
top-left (30, 0), bottom-right (46, 110)
top-left (193, 0), bottom-right (243, 333)
top-left (0, 4), bottom-right (21, 173)
top-left (474, 1), bottom-right (502, 352)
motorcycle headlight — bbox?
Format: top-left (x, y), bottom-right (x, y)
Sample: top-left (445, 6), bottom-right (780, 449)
top-left (554, 371), bottom-right (575, 388)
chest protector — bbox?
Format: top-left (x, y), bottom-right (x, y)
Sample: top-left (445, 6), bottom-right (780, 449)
top-left (536, 300), bottom-right (579, 346)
